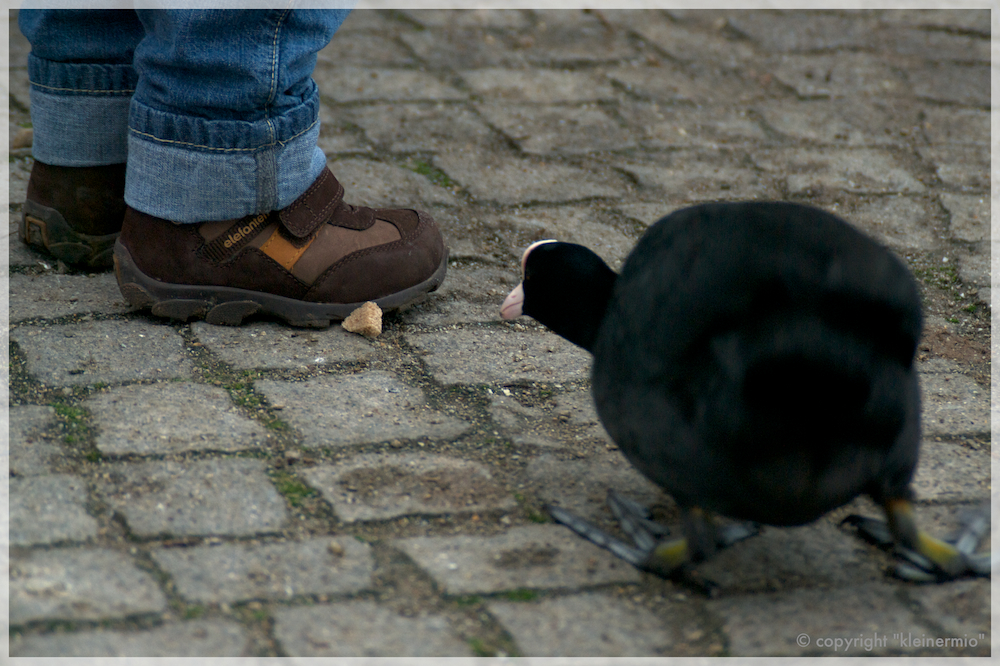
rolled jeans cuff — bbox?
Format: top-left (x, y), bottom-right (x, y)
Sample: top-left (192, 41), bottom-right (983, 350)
top-left (125, 97), bottom-right (327, 223)
top-left (28, 54), bottom-right (135, 165)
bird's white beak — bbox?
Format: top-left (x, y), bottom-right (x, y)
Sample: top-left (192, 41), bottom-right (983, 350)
top-left (500, 283), bottom-right (524, 319)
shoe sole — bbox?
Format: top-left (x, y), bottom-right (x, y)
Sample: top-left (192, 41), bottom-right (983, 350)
top-left (22, 200), bottom-right (120, 270)
top-left (114, 240), bottom-right (448, 328)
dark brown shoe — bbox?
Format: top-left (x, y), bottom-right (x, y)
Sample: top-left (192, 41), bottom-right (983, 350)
top-left (21, 161), bottom-right (126, 270)
top-left (114, 166), bottom-right (448, 327)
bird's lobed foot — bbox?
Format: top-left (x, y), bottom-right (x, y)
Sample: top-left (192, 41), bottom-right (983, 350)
top-left (547, 491), bottom-right (762, 587)
top-left (544, 503), bottom-right (654, 570)
top-left (842, 504), bottom-right (991, 582)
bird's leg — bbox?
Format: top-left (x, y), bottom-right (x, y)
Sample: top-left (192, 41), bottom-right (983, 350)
top-left (842, 499), bottom-right (990, 582)
top-left (642, 506), bottom-right (759, 576)
top-left (546, 491), bottom-right (759, 580)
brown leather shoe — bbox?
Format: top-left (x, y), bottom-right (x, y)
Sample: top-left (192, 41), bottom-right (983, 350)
top-left (21, 161), bottom-right (126, 270)
top-left (114, 166), bottom-right (448, 327)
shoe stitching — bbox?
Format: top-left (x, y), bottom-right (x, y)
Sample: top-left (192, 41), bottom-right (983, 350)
top-left (283, 167), bottom-right (328, 215)
top-left (182, 236), bottom-right (308, 290)
top-left (198, 214), bottom-right (272, 263)
top-left (376, 209), bottom-right (424, 242)
top-left (282, 168), bottom-right (339, 225)
top-left (260, 226), bottom-right (316, 271)
top-left (307, 215), bottom-right (431, 292)
top-left (124, 211), bottom-right (311, 292)
top-left (237, 247), bottom-right (309, 290)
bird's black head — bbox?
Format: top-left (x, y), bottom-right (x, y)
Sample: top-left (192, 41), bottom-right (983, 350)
top-left (501, 240), bottom-right (617, 352)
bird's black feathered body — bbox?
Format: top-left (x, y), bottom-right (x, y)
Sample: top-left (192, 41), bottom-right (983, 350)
top-left (512, 202), bottom-right (923, 529)
top-left (506, 201), bottom-right (989, 581)
top-left (589, 202), bottom-right (922, 526)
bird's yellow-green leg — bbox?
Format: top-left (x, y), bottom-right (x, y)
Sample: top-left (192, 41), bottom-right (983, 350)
top-left (642, 507), bottom-right (715, 577)
top-left (550, 495), bottom-right (759, 583)
top-left (885, 498), bottom-right (967, 578)
top-left (643, 537), bottom-right (690, 577)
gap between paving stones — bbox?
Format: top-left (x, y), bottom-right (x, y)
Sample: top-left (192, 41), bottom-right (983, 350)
top-left (48, 308), bottom-right (592, 544)
top-left (11, 541), bottom-right (299, 656)
top-left (11, 308), bottom-right (600, 548)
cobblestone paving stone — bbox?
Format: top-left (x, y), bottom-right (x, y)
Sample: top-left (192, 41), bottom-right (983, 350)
top-left (302, 452), bottom-right (516, 522)
top-left (10, 473), bottom-right (100, 546)
top-left (189, 320), bottom-right (379, 369)
top-left (10, 548), bottom-right (169, 624)
top-left (96, 458), bottom-right (290, 538)
top-left (486, 592), bottom-right (681, 656)
top-left (9, 405), bottom-right (64, 476)
top-left (256, 371), bottom-right (472, 445)
top-left (8, 272), bottom-right (129, 321)
top-left (6, 7), bottom-right (992, 657)
top-left (11, 319), bottom-right (194, 386)
top-left (395, 524), bottom-right (644, 594)
top-left (150, 536), bottom-right (375, 603)
top-left (87, 382), bottom-right (271, 455)
top-left (10, 619), bottom-right (251, 657)
top-left (271, 601), bottom-right (474, 657)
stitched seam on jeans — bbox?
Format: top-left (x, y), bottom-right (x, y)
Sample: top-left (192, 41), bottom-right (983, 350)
top-left (30, 82), bottom-right (135, 94)
top-left (268, 10), bottom-right (291, 109)
top-left (128, 117), bottom-right (318, 152)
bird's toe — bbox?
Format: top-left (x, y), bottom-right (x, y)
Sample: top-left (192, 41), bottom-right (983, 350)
top-left (844, 506), bottom-right (990, 582)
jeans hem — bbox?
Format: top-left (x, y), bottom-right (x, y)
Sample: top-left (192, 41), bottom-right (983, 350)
top-left (28, 53), bottom-right (137, 94)
top-left (30, 88), bottom-right (131, 165)
top-left (127, 91), bottom-right (320, 152)
top-left (124, 121), bottom-right (327, 223)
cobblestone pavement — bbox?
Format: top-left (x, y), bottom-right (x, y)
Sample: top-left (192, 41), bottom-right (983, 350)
top-left (6, 8), bottom-right (992, 658)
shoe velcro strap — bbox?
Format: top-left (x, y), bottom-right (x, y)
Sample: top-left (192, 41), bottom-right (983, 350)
top-left (279, 166), bottom-right (375, 238)
top-left (199, 212), bottom-right (271, 263)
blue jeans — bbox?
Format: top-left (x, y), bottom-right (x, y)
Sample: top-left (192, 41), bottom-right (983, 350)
top-left (19, 7), bottom-right (353, 222)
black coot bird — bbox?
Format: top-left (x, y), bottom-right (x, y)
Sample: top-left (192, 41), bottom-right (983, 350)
top-left (501, 201), bottom-right (989, 583)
